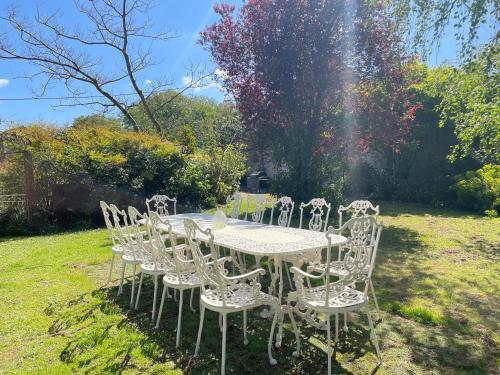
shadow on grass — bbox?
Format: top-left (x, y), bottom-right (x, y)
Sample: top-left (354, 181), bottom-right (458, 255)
top-left (44, 275), bottom-right (384, 374)
top-left (374, 224), bottom-right (499, 374)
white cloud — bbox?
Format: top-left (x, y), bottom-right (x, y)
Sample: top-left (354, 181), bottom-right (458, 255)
top-left (0, 79), bottom-right (9, 88)
top-left (145, 79), bottom-right (152, 85)
top-left (182, 73), bottom-right (222, 93)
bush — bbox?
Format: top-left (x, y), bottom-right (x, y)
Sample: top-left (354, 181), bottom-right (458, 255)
top-left (0, 123), bottom-right (245, 234)
top-left (451, 164), bottom-right (500, 215)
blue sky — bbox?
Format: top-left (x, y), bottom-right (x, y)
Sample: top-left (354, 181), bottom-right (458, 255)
top-left (0, 0), bottom-right (496, 127)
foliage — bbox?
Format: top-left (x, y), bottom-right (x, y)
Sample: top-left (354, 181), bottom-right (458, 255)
top-left (0, 122), bottom-right (244, 234)
top-left (200, 1), bottom-right (420, 201)
top-left (415, 45), bottom-right (500, 164)
top-left (391, 0), bottom-right (499, 58)
top-left (451, 164), bottom-right (500, 214)
top-left (126, 90), bottom-right (242, 148)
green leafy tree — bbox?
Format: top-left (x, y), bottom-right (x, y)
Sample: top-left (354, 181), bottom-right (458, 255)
top-left (416, 45), bottom-right (499, 164)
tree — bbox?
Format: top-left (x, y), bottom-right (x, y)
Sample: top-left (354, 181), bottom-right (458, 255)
top-left (391, 0), bottom-right (499, 58)
top-left (416, 44), bottom-right (499, 164)
top-left (200, 0), bottom-right (419, 200)
top-left (0, 0), bottom-right (210, 133)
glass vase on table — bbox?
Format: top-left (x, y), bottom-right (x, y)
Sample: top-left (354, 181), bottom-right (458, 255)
top-left (212, 205), bottom-right (228, 230)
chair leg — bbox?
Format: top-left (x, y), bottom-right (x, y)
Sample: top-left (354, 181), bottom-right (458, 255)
top-left (243, 310), bottom-right (248, 345)
top-left (152, 274), bottom-right (158, 321)
top-left (343, 312), bottom-right (348, 331)
top-left (287, 301), bottom-right (301, 357)
top-left (174, 289), bottom-right (178, 302)
top-left (134, 272), bottom-right (144, 310)
top-left (366, 306), bottom-right (383, 365)
top-left (118, 259), bottom-right (126, 295)
top-left (267, 306), bottom-right (278, 365)
top-left (108, 253), bottom-right (115, 283)
top-left (370, 279), bottom-right (382, 321)
top-left (155, 284), bottom-right (167, 329)
top-left (189, 288), bottom-right (195, 312)
top-left (219, 313), bottom-right (223, 332)
top-left (306, 277), bottom-right (312, 289)
top-left (176, 290), bottom-right (184, 347)
top-left (221, 313), bottom-right (227, 375)
top-left (130, 264), bottom-right (136, 308)
top-left (327, 315), bottom-right (332, 375)
top-left (194, 305), bottom-right (205, 356)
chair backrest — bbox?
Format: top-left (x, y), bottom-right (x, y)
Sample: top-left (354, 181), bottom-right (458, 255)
top-left (147, 211), bottom-right (188, 276)
top-left (247, 194), bottom-right (267, 223)
top-left (296, 216), bottom-right (382, 308)
top-left (109, 204), bottom-right (136, 258)
top-left (338, 200), bottom-right (379, 227)
top-left (126, 206), bottom-right (151, 262)
top-left (184, 218), bottom-right (232, 307)
top-left (270, 196), bottom-right (295, 227)
top-left (146, 194), bottom-right (177, 216)
top-left (299, 198), bottom-right (331, 232)
top-left (226, 192), bottom-right (244, 219)
top-left (100, 201), bottom-right (119, 246)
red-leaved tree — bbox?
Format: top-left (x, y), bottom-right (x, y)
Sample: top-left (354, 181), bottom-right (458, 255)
top-left (200, 0), bottom-right (420, 200)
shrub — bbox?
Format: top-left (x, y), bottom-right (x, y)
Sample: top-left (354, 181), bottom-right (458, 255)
top-left (0, 123), bottom-right (245, 234)
top-left (451, 164), bottom-right (500, 214)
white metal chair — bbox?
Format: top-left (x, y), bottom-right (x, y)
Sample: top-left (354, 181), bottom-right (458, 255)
top-left (153, 214), bottom-right (208, 347)
top-left (335, 200), bottom-right (381, 321)
top-left (226, 192), bottom-right (244, 219)
top-left (287, 217), bottom-right (383, 374)
top-left (269, 196), bottom-right (295, 227)
top-left (146, 194), bottom-right (177, 216)
top-left (268, 196), bottom-right (295, 288)
top-left (130, 209), bottom-right (189, 323)
top-left (299, 198), bottom-right (331, 232)
top-left (110, 204), bottom-right (143, 306)
top-left (100, 201), bottom-right (123, 282)
top-left (185, 218), bottom-right (279, 375)
top-left (246, 194), bottom-right (267, 223)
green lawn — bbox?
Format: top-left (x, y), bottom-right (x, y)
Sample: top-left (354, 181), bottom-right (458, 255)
top-left (0, 202), bottom-right (498, 374)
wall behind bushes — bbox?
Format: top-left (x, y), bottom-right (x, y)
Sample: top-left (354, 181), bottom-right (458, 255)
top-left (0, 122), bottom-right (245, 235)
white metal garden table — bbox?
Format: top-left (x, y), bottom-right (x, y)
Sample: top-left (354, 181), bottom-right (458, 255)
top-left (152, 213), bottom-right (347, 346)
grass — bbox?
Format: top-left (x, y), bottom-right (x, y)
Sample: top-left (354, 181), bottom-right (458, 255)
top-left (0, 201), bottom-right (499, 374)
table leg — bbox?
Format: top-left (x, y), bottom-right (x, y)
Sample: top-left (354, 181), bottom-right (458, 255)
top-left (275, 255), bottom-right (284, 348)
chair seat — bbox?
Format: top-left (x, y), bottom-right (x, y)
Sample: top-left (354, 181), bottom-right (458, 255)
top-left (308, 261), bottom-right (369, 277)
top-left (201, 283), bottom-right (276, 311)
top-left (111, 245), bottom-right (123, 254)
top-left (140, 263), bottom-right (170, 274)
top-left (122, 254), bottom-right (143, 263)
top-left (163, 270), bottom-right (202, 288)
top-left (299, 285), bottom-right (367, 312)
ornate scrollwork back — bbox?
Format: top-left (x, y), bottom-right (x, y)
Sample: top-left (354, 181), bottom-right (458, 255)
top-left (249, 194), bottom-right (267, 223)
top-left (109, 204), bottom-right (136, 259)
top-left (226, 192), bottom-right (244, 219)
top-left (184, 219), bottom-right (227, 301)
top-left (294, 216), bottom-right (382, 308)
top-left (146, 194), bottom-right (177, 217)
top-left (270, 196), bottom-right (295, 227)
top-left (299, 198), bottom-right (331, 232)
top-left (338, 200), bottom-right (379, 226)
top-left (100, 201), bottom-right (120, 246)
top-left (127, 206), bottom-right (151, 262)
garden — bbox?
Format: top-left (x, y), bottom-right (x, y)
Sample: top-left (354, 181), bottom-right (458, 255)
top-left (0, 0), bottom-right (498, 374)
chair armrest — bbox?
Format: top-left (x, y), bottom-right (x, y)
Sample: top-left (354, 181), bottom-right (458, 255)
top-left (223, 267), bottom-right (266, 282)
top-left (206, 255), bottom-right (232, 266)
top-left (290, 266), bottom-right (324, 280)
